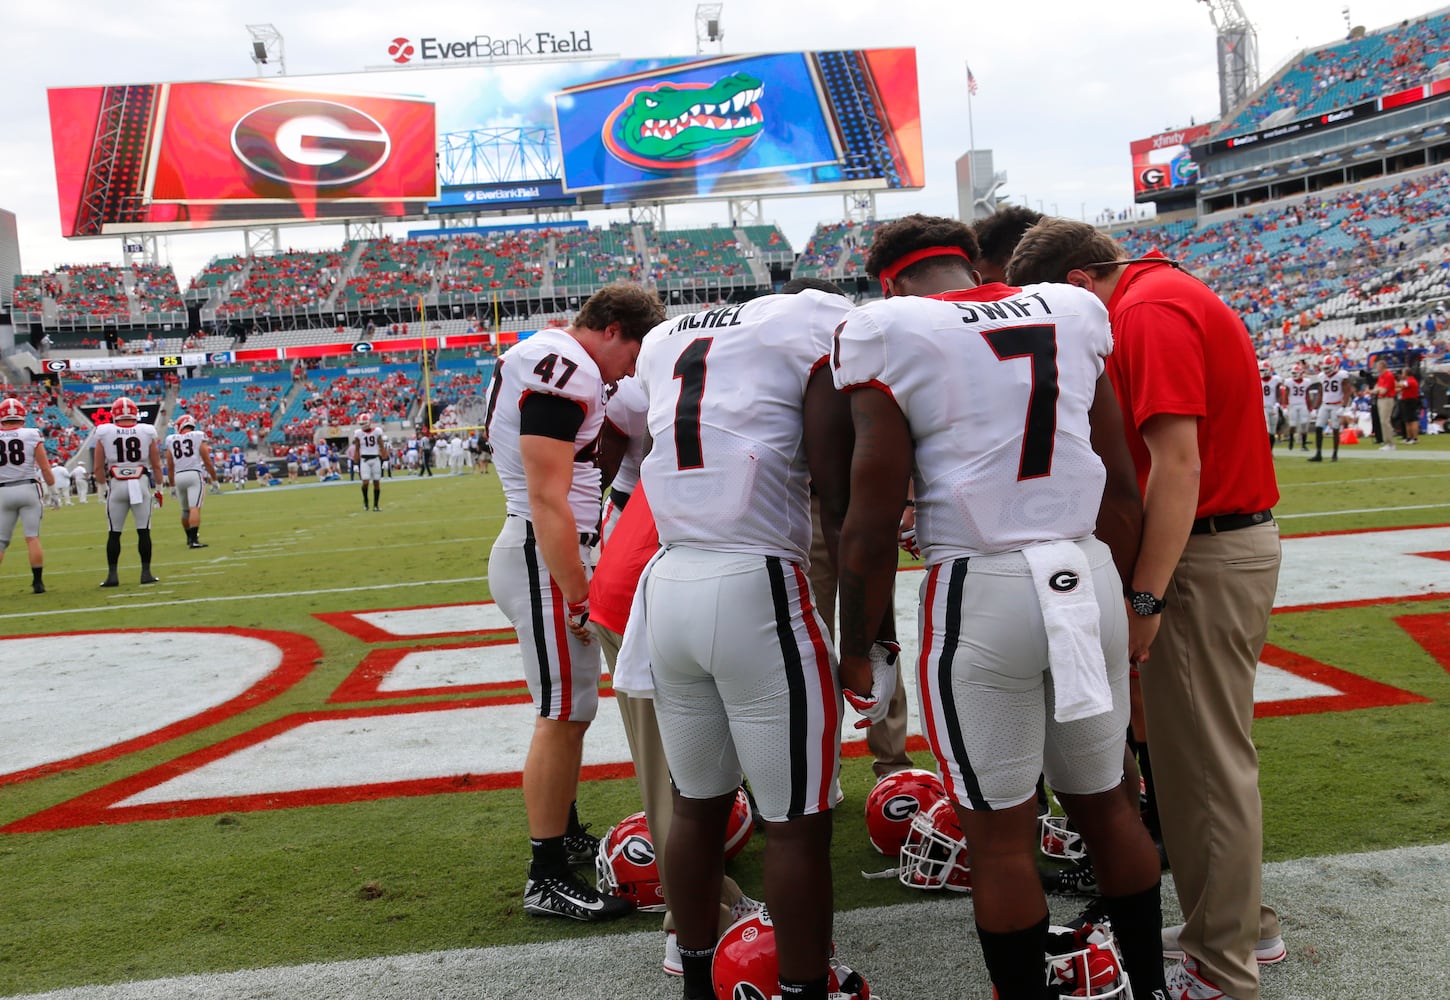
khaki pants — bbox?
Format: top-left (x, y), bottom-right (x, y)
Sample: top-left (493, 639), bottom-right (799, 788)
top-left (597, 626), bottom-right (743, 935)
top-left (808, 497), bottom-right (911, 777)
top-left (1140, 522), bottom-right (1281, 1000)
top-left (1376, 395), bottom-right (1397, 442)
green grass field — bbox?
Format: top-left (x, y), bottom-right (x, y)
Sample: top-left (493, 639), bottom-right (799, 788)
top-left (2, 439), bottom-right (1449, 996)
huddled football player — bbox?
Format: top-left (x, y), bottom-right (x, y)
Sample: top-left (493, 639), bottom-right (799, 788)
top-left (833, 215), bottom-right (1170, 1000)
top-left (485, 283), bottom-right (663, 924)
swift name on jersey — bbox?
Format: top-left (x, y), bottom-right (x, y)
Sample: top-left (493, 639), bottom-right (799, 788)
top-left (833, 283), bottom-right (1111, 563)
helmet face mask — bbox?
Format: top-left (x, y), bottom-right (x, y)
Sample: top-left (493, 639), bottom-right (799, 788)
top-left (593, 812), bottom-right (666, 912)
top-left (897, 798), bottom-right (973, 892)
top-left (358, 413), bottom-right (373, 427)
top-left (1321, 354), bottom-right (1340, 372)
top-left (1040, 814), bottom-right (1087, 862)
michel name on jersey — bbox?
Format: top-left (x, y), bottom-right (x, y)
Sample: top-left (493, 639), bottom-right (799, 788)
top-left (669, 303), bottom-right (748, 333)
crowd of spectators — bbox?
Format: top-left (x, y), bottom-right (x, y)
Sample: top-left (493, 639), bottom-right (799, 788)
top-left (278, 372), bottom-right (419, 446)
top-left (214, 250), bottom-right (348, 317)
top-left (1221, 11), bottom-right (1450, 136)
top-left (1113, 170), bottom-right (1450, 333)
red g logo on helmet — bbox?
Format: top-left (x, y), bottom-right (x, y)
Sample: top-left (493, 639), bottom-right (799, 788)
top-left (387, 37), bottom-right (415, 63)
top-left (231, 101), bottom-right (392, 187)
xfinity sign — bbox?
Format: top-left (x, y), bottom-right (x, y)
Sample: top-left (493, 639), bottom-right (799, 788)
top-left (390, 30), bottom-right (593, 63)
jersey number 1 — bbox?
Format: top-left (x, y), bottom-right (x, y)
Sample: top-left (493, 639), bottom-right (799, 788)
top-left (672, 338), bottom-right (712, 469)
top-left (983, 325), bottom-right (1060, 480)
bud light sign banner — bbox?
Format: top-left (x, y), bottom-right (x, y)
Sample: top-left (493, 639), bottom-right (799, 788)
top-left (47, 81), bottom-right (437, 237)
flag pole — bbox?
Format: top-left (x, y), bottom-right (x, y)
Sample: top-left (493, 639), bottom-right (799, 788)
top-left (966, 61), bottom-right (977, 155)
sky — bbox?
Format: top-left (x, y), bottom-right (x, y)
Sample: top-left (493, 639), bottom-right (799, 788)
top-left (1, 0), bottom-right (1442, 286)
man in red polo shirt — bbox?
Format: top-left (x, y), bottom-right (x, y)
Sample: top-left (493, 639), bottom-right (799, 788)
top-left (1010, 222), bottom-right (1284, 1000)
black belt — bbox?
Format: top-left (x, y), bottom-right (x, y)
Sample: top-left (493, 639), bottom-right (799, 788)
top-left (516, 515), bottom-right (599, 548)
top-left (610, 488), bottom-right (631, 511)
top-left (1190, 510), bottom-right (1274, 535)
top-left (0, 480), bottom-right (36, 489)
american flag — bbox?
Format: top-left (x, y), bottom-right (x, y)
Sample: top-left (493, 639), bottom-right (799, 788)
top-left (967, 65), bottom-right (979, 96)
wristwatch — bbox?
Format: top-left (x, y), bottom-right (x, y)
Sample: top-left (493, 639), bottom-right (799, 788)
top-left (1128, 590), bottom-right (1166, 616)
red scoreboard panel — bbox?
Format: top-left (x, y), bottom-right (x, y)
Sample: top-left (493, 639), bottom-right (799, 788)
top-left (48, 80), bottom-right (437, 237)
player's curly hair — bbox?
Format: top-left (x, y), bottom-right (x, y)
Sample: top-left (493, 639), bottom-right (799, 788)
top-left (575, 283), bottom-right (667, 342)
top-left (1005, 219), bottom-right (1124, 286)
top-left (972, 206), bottom-right (1044, 273)
top-left (864, 214), bottom-right (980, 282)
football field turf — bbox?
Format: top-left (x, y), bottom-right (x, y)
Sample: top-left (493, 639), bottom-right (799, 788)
top-left (2, 441), bottom-right (1449, 998)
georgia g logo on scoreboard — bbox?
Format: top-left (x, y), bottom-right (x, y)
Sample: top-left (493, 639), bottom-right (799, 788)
top-left (231, 100), bottom-right (392, 187)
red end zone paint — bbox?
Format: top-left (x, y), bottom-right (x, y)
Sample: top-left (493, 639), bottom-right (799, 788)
top-left (0, 628), bottom-right (319, 788)
top-left (1394, 612), bottom-right (1450, 676)
top-left (1253, 643), bottom-right (1429, 718)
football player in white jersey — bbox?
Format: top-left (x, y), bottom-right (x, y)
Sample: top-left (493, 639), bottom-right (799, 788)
top-left (164, 413), bottom-right (217, 548)
top-left (93, 396), bottom-right (165, 587)
top-left (485, 283), bottom-right (664, 923)
top-left (351, 415), bottom-right (389, 511)
top-left (832, 216), bottom-right (1169, 1000)
top-left (1283, 363), bottom-right (1312, 452)
top-left (635, 285), bottom-right (864, 1000)
top-left (0, 398), bottom-right (55, 593)
top-left (1309, 354), bottom-right (1351, 462)
top-left (1259, 361), bottom-right (1283, 448)
top-left (597, 374), bottom-right (648, 544)
top-left (49, 463), bottom-right (73, 508)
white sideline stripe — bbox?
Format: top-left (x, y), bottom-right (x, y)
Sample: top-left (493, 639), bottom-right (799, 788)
top-left (0, 577), bottom-right (489, 621)
top-left (1277, 502), bottom-right (1450, 519)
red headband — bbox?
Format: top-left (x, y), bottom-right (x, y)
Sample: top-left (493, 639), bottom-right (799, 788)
top-left (878, 246), bottom-right (973, 294)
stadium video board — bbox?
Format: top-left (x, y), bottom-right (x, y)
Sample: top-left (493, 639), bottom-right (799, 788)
top-left (1130, 124), bottom-right (1212, 199)
top-left (48, 48), bottom-right (921, 236)
top-left (48, 81), bottom-right (438, 237)
top-left (553, 49), bottom-right (923, 203)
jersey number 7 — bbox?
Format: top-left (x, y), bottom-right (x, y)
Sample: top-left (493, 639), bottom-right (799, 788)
top-left (983, 325), bottom-right (1060, 481)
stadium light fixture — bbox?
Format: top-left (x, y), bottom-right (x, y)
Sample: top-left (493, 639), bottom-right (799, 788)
top-left (696, 4), bottom-right (724, 54)
top-left (247, 24), bottom-right (287, 76)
